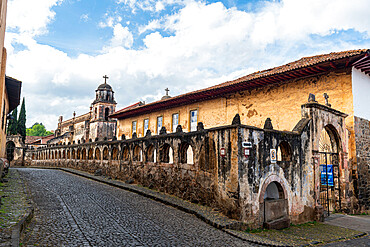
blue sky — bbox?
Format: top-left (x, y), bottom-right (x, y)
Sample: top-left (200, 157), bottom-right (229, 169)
top-left (5, 0), bottom-right (370, 130)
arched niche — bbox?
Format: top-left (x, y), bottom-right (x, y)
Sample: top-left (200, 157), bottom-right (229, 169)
top-left (160, 144), bottom-right (173, 163)
top-left (179, 142), bottom-right (194, 164)
top-left (103, 147), bottom-right (109, 160)
top-left (95, 148), bottom-right (101, 160)
top-left (146, 144), bottom-right (156, 162)
top-left (121, 146), bottom-right (130, 161)
top-left (133, 145), bottom-right (142, 162)
top-left (277, 141), bottom-right (292, 162)
top-left (111, 147), bottom-right (118, 160)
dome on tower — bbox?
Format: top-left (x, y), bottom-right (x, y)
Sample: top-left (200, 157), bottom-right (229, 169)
top-left (92, 75), bottom-right (116, 105)
top-left (97, 83), bottom-right (112, 90)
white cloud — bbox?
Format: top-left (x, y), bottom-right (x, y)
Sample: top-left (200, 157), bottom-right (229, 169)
top-left (109, 24), bottom-right (133, 48)
top-left (7, 0), bottom-right (63, 36)
top-left (5, 0), bottom-right (370, 130)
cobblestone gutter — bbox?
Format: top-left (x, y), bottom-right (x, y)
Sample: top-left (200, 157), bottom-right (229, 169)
top-left (0, 169), bottom-right (34, 247)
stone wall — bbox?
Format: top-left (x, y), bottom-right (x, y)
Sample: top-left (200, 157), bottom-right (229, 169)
top-left (354, 116), bottom-right (370, 211)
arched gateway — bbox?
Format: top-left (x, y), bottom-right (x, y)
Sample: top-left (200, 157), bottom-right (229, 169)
top-left (318, 125), bottom-right (342, 216)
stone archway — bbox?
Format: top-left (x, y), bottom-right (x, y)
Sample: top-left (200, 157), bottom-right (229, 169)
top-left (259, 176), bottom-right (290, 229)
top-left (6, 141), bottom-right (15, 161)
top-left (318, 124), bottom-right (342, 215)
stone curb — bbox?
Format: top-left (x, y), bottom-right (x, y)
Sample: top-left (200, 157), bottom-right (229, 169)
top-left (19, 166), bottom-right (368, 247)
top-left (10, 203), bottom-right (34, 247)
top-left (9, 169), bottom-right (35, 247)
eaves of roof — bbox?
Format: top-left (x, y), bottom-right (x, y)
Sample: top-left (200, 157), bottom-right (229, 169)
top-left (5, 76), bottom-right (22, 112)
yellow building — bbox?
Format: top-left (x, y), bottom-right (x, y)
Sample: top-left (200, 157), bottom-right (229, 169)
top-left (112, 50), bottom-right (369, 139)
top-left (0, 0), bottom-right (22, 160)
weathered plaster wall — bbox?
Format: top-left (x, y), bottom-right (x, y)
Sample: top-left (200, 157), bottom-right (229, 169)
top-left (237, 124), bottom-right (313, 227)
top-left (117, 97), bottom-right (227, 138)
top-left (117, 70), bottom-right (354, 136)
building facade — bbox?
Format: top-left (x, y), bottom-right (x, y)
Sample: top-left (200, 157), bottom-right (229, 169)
top-left (50, 79), bottom-right (117, 145)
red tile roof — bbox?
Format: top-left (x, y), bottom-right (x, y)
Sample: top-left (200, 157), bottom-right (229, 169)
top-left (111, 101), bottom-right (145, 115)
top-left (110, 49), bottom-right (369, 120)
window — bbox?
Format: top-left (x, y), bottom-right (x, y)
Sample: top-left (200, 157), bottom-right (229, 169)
top-left (143, 119), bottom-right (149, 136)
top-left (157, 116), bottom-right (163, 134)
top-left (104, 107), bottom-right (110, 121)
top-left (190, 110), bottom-right (198, 131)
top-left (172, 113), bottom-right (179, 132)
top-left (132, 121), bottom-right (137, 135)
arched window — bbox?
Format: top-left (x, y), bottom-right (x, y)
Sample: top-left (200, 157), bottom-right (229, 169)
top-left (67, 150), bottom-right (71, 159)
top-left (95, 148), bottom-right (101, 160)
top-left (103, 147), bottom-right (109, 160)
top-left (72, 149), bottom-right (76, 159)
top-left (63, 150), bottom-right (66, 159)
top-left (277, 141), bottom-right (292, 162)
top-left (105, 107), bottom-right (110, 121)
top-left (133, 145), bottom-right (142, 162)
top-left (160, 144), bottom-right (173, 163)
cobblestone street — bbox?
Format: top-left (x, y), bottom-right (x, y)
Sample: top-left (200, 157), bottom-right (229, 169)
top-left (18, 168), bottom-right (253, 246)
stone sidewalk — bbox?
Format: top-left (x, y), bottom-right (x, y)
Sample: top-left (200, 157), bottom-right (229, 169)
top-left (0, 169), bottom-right (33, 247)
top-left (324, 214), bottom-right (370, 233)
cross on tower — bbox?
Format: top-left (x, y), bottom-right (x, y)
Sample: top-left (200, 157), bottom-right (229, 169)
top-left (103, 75), bottom-right (109, 84)
top-left (165, 88), bottom-right (169, 96)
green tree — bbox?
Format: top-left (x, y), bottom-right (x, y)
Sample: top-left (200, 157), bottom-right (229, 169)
top-left (7, 107), bottom-right (18, 135)
top-left (26, 123), bottom-right (53, 136)
top-left (17, 97), bottom-right (26, 139)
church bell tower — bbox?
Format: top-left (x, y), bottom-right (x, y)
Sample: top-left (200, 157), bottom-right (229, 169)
top-left (89, 75), bottom-right (117, 140)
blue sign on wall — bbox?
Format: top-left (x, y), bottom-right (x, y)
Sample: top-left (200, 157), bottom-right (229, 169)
top-left (320, 164), bottom-right (334, 186)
